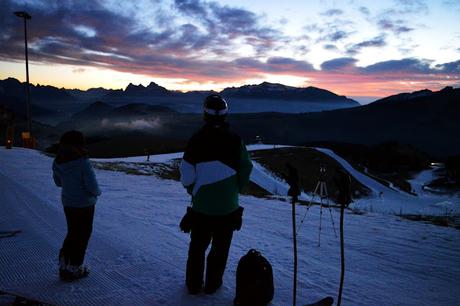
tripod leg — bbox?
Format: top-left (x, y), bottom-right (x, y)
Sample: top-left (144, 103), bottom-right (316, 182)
top-left (309, 182), bottom-right (321, 206)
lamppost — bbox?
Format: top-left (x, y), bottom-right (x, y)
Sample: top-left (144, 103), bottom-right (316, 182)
top-left (14, 11), bottom-right (32, 146)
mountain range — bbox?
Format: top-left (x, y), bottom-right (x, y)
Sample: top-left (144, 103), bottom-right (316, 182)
top-left (1, 76), bottom-right (458, 158)
top-left (0, 77), bottom-right (359, 122)
top-left (50, 86), bottom-right (459, 158)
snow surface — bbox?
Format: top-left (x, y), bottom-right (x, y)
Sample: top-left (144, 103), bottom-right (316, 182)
top-left (1, 147), bottom-right (460, 305)
top-left (313, 147), bottom-right (460, 216)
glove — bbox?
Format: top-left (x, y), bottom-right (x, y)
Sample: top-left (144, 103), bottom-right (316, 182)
top-left (180, 207), bottom-right (194, 233)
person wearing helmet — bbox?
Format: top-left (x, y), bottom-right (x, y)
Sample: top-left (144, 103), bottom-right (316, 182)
top-left (180, 94), bottom-right (253, 295)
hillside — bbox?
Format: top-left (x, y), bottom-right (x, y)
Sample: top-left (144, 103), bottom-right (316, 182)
top-left (53, 86), bottom-right (459, 158)
top-left (229, 87), bottom-right (460, 158)
top-left (221, 82), bottom-right (358, 105)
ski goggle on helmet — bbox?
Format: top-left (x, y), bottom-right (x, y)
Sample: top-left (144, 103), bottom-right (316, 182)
top-left (203, 94), bottom-right (228, 116)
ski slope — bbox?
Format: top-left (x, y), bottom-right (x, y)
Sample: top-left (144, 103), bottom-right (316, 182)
top-left (1, 147), bottom-right (460, 305)
top-left (91, 144), bottom-right (288, 163)
top-left (313, 147), bottom-right (460, 216)
top-left (313, 147), bottom-right (398, 196)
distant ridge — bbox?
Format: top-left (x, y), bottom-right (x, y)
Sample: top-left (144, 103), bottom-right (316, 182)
top-left (221, 81), bottom-right (358, 105)
top-left (371, 86), bottom-right (454, 105)
top-left (0, 77), bottom-right (358, 105)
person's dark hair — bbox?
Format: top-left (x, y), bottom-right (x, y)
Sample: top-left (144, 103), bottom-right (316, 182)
top-left (55, 130), bottom-right (87, 163)
top-left (203, 94), bottom-right (228, 124)
top-left (60, 130), bottom-right (86, 147)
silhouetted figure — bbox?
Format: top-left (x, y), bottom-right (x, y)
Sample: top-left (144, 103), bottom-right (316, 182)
top-left (52, 130), bottom-right (101, 281)
top-left (180, 94), bottom-right (253, 295)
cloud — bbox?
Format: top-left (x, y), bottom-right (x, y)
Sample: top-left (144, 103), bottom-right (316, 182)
top-left (317, 57), bottom-right (460, 76)
top-left (1, 0), bottom-right (459, 96)
top-left (173, 0), bottom-right (282, 55)
top-left (232, 57), bottom-right (314, 75)
top-left (362, 58), bottom-right (433, 73)
top-left (311, 57), bottom-right (460, 97)
top-left (347, 35), bottom-right (386, 55)
top-left (322, 30), bottom-right (350, 42)
top-left (323, 44), bottom-right (338, 50)
top-left (101, 118), bottom-right (162, 131)
top-left (72, 67), bottom-right (86, 73)
top-left (378, 19), bottom-right (414, 34)
top-left (321, 9), bottom-right (344, 16)
top-left (0, 0), bottom-right (283, 73)
top-left (359, 6), bottom-right (370, 15)
top-left (73, 25), bottom-right (97, 38)
top-left (394, 0), bottom-right (429, 14)
top-left (321, 58), bottom-right (357, 71)
top-left (435, 60), bottom-right (460, 73)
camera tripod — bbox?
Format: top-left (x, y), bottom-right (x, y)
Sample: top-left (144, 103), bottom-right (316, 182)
top-left (308, 165), bottom-right (338, 247)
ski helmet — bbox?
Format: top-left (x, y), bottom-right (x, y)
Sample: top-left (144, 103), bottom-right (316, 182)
top-left (203, 94), bottom-right (228, 117)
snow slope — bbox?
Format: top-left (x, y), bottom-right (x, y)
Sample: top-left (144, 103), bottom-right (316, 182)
top-left (91, 144), bottom-right (288, 163)
top-left (313, 147), bottom-right (460, 216)
top-left (1, 148), bottom-right (460, 305)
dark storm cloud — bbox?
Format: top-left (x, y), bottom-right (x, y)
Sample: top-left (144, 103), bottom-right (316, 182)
top-left (347, 35), bottom-right (387, 55)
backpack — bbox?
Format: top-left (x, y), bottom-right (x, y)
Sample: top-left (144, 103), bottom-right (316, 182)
top-left (234, 249), bottom-right (274, 306)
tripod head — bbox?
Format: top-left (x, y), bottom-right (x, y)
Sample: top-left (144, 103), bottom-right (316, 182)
top-left (318, 163), bottom-right (327, 182)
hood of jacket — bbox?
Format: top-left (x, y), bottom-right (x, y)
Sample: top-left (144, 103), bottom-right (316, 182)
top-left (55, 144), bottom-right (88, 164)
top-left (53, 157), bottom-right (86, 171)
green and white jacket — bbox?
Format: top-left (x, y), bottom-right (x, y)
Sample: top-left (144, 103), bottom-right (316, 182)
top-left (180, 122), bottom-right (253, 216)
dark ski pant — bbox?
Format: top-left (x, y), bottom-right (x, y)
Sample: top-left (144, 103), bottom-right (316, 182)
top-left (186, 215), bottom-right (234, 291)
top-left (60, 205), bottom-right (95, 267)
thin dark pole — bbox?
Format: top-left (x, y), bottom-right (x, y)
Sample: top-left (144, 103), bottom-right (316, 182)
top-left (337, 202), bottom-right (345, 306)
top-left (291, 196), bottom-right (297, 306)
top-left (23, 16), bottom-right (31, 134)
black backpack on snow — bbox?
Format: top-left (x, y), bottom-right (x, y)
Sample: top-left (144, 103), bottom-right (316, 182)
top-left (234, 249), bottom-right (274, 306)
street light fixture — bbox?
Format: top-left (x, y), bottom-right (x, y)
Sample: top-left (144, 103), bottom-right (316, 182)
top-left (14, 11), bottom-right (33, 147)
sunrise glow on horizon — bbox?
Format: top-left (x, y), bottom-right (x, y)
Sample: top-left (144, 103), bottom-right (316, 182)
top-left (1, 0), bottom-right (459, 100)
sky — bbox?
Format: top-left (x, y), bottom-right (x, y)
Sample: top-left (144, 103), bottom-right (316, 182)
top-left (0, 0), bottom-right (459, 100)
